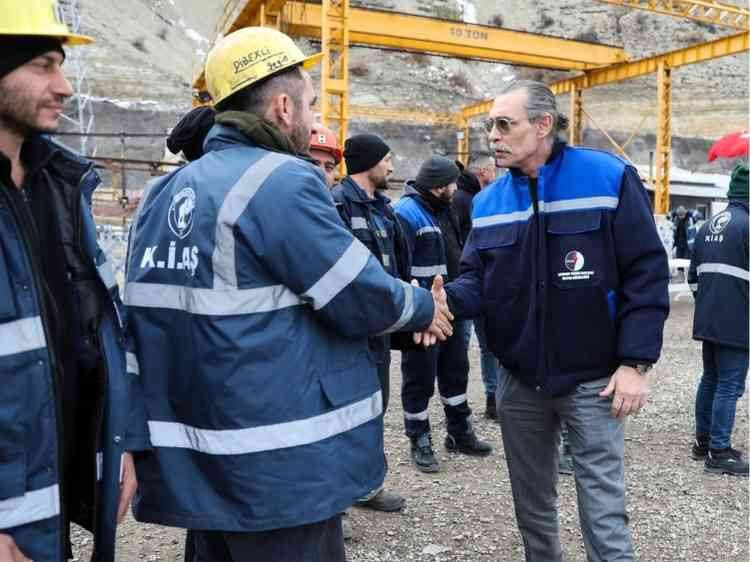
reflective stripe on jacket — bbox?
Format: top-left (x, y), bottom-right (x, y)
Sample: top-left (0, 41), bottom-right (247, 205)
top-left (446, 145), bottom-right (669, 396)
top-left (689, 201), bottom-right (749, 349)
top-left (0, 137), bottom-right (149, 562)
top-left (125, 124), bottom-right (434, 532)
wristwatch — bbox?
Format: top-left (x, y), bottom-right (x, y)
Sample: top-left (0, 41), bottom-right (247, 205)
top-left (622, 362), bottom-right (652, 375)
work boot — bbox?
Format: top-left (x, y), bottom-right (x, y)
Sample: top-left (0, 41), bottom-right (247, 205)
top-left (410, 433), bottom-right (440, 473)
top-left (341, 511), bottom-right (353, 541)
top-left (484, 394), bottom-right (498, 420)
top-left (445, 429), bottom-right (493, 457)
top-left (705, 448), bottom-right (749, 476)
top-left (356, 488), bottom-right (406, 512)
top-left (691, 437), bottom-right (709, 461)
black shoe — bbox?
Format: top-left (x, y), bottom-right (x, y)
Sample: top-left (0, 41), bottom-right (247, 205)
top-left (410, 433), bottom-right (440, 473)
top-left (484, 394), bottom-right (498, 420)
top-left (705, 448), bottom-right (749, 476)
top-left (691, 438), bottom-right (709, 460)
top-left (445, 430), bottom-right (493, 457)
top-left (355, 488), bottom-right (406, 512)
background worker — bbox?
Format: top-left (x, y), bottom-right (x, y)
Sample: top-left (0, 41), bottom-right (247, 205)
top-left (331, 134), bottom-right (411, 536)
top-left (0, 2), bottom-right (149, 560)
top-left (396, 155), bottom-right (493, 474)
top-left (309, 123), bottom-right (341, 188)
top-left (125, 27), bottom-right (451, 562)
top-left (443, 80), bottom-right (669, 561)
top-left (453, 155), bottom-right (502, 420)
top-left (689, 164), bottom-right (749, 476)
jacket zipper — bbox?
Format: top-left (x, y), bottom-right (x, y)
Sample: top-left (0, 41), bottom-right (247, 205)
top-left (0, 181), bottom-right (67, 559)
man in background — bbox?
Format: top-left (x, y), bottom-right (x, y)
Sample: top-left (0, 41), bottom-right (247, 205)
top-left (396, 155), bottom-right (493, 474)
top-left (689, 164), bottom-right (749, 476)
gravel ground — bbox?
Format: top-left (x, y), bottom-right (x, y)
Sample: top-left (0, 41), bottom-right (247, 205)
top-left (73, 298), bottom-right (749, 561)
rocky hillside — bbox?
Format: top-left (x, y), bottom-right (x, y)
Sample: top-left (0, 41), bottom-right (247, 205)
top-left (58, 0), bottom-right (748, 188)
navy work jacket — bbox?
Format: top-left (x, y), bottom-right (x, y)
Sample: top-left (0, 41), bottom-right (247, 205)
top-left (689, 201), bottom-right (749, 349)
top-left (446, 144), bottom-right (670, 396)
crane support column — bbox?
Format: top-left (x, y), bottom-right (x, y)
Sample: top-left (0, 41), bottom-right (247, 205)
top-left (654, 60), bottom-right (672, 215)
top-left (569, 85), bottom-right (583, 146)
top-left (456, 114), bottom-right (469, 164)
top-left (321, 0), bottom-right (350, 173)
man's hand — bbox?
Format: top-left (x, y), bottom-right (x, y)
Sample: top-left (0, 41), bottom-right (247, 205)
top-left (599, 365), bottom-right (650, 418)
top-left (117, 452), bottom-right (138, 523)
top-left (0, 534), bottom-right (31, 562)
top-left (413, 275), bottom-right (454, 347)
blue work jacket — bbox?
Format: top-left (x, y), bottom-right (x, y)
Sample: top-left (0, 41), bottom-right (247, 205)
top-left (689, 201), bottom-right (749, 349)
top-left (446, 144), bottom-right (670, 396)
top-left (124, 124), bottom-right (433, 532)
top-left (0, 137), bottom-right (149, 561)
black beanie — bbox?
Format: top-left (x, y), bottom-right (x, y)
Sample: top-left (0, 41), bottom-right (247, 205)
top-left (415, 156), bottom-right (460, 190)
top-left (0, 36), bottom-right (65, 80)
top-left (167, 106), bottom-right (216, 162)
top-left (343, 133), bottom-right (390, 174)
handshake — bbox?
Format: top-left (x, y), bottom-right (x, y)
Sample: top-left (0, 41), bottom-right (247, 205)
top-left (412, 275), bottom-right (454, 348)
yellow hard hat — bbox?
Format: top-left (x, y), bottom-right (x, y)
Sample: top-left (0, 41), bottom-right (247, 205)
top-left (0, 0), bottom-right (93, 45)
top-left (205, 27), bottom-right (323, 106)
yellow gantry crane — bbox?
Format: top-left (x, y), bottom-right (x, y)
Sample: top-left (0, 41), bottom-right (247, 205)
top-left (196, 0), bottom-right (749, 212)
top-left (594, 0), bottom-right (749, 30)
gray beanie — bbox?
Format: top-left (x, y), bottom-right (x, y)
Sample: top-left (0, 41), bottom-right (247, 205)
top-left (415, 156), bottom-right (460, 190)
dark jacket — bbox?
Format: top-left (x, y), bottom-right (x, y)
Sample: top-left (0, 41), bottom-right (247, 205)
top-left (331, 177), bottom-right (410, 281)
top-left (453, 166), bottom-right (481, 242)
top-left (394, 182), bottom-right (463, 287)
top-left (688, 201), bottom-right (749, 349)
top-left (445, 144), bottom-right (670, 397)
top-left (0, 137), bottom-right (149, 561)
top-left (125, 124), bottom-right (434, 532)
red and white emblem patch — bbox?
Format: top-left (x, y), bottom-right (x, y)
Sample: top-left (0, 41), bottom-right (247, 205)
top-left (564, 250), bottom-right (585, 272)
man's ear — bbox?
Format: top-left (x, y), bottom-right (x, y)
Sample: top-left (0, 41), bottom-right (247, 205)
top-left (266, 92), bottom-right (294, 131)
top-left (537, 114), bottom-right (553, 139)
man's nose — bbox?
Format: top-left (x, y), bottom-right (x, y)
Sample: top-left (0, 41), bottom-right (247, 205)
top-left (51, 68), bottom-right (74, 99)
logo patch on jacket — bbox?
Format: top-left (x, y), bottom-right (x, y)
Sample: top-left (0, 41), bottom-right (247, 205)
top-left (709, 211), bottom-right (732, 235)
top-left (558, 250), bottom-right (595, 282)
top-left (168, 187), bottom-right (196, 239)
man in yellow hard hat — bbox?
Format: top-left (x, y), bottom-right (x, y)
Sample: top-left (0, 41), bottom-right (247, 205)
top-left (0, 2), bottom-right (150, 561)
top-left (124, 26), bottom-right (451, 562)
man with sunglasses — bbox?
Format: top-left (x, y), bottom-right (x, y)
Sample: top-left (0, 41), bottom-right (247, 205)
top-left (443, 80), bottom-right (669, 561)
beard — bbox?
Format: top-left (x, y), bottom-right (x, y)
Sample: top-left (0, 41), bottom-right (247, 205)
top-left (0, 81), bottom-right (59, 138)
top-left (290, 116), bottom-right (311, 154)
top-left (368, 171), bottom-right (388, 191)
top-left (438, 189), bottom-right (453, 203)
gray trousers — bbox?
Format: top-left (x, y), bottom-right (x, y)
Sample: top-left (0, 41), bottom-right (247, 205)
top-left (497, 375), bottom-right (634, 562)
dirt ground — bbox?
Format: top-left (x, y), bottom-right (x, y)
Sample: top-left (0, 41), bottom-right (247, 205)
top-left (73, 298), bottom-right (749, 561)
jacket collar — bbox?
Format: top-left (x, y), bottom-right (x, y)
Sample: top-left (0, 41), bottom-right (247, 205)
top-left (0, 135), bottom-right (99, 196)
top-left (403, 180), bottom-right (449, 214)
top-left (508, 139), bottom-right (567, 179)
top-left (202, 123), bottom-right (318, 165)
top-left (338, 176), bottom-right (391, 205)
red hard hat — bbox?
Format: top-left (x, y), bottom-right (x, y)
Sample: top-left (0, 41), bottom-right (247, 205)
top-left (309, 124), bottom-right (342, 164)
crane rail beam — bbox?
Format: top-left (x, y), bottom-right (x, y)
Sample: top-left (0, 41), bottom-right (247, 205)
top-left (194, 1), bottom-right (628, 90)
top-left (595, 0), bottom-right (749, 31)
top-left (460, 31), bottom-right (749, 118)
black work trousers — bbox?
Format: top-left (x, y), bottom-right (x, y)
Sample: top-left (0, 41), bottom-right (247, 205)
top-left (401, 319), bottom-right (471, 437)
top-left (186, 515), bottom-right (345, 562)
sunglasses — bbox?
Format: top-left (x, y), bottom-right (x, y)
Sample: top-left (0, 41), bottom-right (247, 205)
top-left (483, 116), bottom-right (518, 134)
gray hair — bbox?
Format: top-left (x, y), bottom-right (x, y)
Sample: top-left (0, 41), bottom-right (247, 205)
top-left (468, 154), bottom-right (495, 174)
top-left (498, 79), bottom-right (569, 139)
